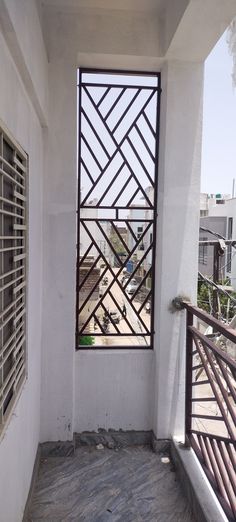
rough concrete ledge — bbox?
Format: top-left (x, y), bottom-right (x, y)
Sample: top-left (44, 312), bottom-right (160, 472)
top-left (171, 440), bottom-right (228, 522)
top-left (151, 435), bottom-right (170, 455)
top-left (40, 440), bottom-right (75, 458)
top-left (23, 445), bottom-right (41, 522)
top-left (75, 430), bottom-right (153, 449)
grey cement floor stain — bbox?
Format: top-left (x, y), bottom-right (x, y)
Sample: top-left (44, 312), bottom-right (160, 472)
top-left (27, 446), bottom-right (195, 521)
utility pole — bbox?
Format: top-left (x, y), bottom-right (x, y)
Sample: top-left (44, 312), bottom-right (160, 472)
top-left (212, 239), bottom-right (226, 318)
top-left (213, 245), bottom-right (220, 318)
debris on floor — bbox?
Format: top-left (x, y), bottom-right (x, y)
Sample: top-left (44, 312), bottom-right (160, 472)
top-left (96, 443), bottom-right (104, 450)
top-left (161, 457), bottom-right (170, 464)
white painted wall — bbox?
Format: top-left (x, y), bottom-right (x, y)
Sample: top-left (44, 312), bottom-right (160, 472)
top-left (42, 4), bottom-right (161, 62)
top-left (75, 350), bottom-right (154, 432)
top-left (166, 0), bottom-right (236, 61)
top-left (0, 0), bottom-right (48, 125)
top-left (40, 1), bottom-right (236, 441)
top-left (0, 5), bottom-right (47, 519)
top-left (40, 7), bottom-right (158, 439)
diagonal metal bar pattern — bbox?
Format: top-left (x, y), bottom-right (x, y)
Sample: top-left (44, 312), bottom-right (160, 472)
top-left (191, 330), bottom-right (236, 439)
top-left (81, 108), bottom-right (110, 159)
top-left (97, 86), bottom-right (111, 108)
top-left (77, 69), bottom-right (161, 347)
top-left (104, 88), bottom-right (125, 121)
top-left (183, 302), bottom-right (236, 521)
top-left (79, 221), bottom-right (150, 335)
top-left (82, 85), bottom-right (156, 206)
top-left (134, 123), bottom-right (155, 162)
top-left (97, 162), bottom-right (125, 206)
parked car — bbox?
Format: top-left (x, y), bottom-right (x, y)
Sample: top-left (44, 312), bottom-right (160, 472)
top-left (126, 279), bottom-right (139, 295)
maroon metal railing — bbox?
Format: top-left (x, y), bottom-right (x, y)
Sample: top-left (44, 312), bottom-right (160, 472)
top-left (183, 302), bottom-right (236, 521)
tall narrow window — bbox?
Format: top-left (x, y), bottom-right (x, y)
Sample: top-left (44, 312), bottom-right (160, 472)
top-left (0, 122), bottom-right (27, 429)
top-left (76, 70), bottom-right (161, 348)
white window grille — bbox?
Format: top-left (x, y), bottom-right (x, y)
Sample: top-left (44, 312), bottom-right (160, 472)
top-left (0, 122), bottom-right (27, 431)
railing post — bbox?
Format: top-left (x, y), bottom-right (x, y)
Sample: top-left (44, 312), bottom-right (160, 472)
top-left (185, 309), bottom-right (193, 447)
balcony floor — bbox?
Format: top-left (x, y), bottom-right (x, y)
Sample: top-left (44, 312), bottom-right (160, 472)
top-left (27, 445), bottom-right (195, 521)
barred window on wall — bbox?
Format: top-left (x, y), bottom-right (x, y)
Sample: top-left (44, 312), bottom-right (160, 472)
top-left (0, 122), bottom-right (27, 431)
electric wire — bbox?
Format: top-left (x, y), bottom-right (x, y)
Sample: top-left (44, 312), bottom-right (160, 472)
top-left (200, 226), bottom-right (226, 241)
top-left (199, 226), bottom-right (236, 311)
top-left (198, 271), bottom-right (236, 305)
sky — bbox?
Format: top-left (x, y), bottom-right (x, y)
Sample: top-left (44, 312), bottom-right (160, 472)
top-left (201, 31), bottom-right (236, 195)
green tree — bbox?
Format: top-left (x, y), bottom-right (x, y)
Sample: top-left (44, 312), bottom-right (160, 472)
top-left (109, 230), bottom-right (125, 255)
top-left (79, 335), bottom-right (95, 346)
top-left (197, 280), bottom-right (236, 321)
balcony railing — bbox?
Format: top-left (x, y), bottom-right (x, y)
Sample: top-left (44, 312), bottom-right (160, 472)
top-left (182, 302), bottom-right (236, 521)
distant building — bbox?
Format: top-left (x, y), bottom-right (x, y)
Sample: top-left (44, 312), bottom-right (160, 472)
top-left (79, 256), bottom-right (100, 333)
top-left (109, 224), bottom-right (128, 267)
top-left (199, 195), bottom-right (236, 288)
top-left (199, 215), bottom-right (227, 278)
top-left (200, 192), bottom-right (231, 217)
top-left (126, 188), bottom-right (154, 283)
top-left (80, 200), bottom-right (110, 262)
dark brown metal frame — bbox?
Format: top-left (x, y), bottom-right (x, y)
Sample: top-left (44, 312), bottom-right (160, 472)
top-left (183, 301), bottom-right (236, 521)
top-left (76, 68), bottom-right (161, 349)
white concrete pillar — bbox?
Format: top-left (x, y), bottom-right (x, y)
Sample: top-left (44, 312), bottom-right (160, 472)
top-left (153, 60), bottom-right (204, 440)
top-left (40, 62), bottom-right (77, 441)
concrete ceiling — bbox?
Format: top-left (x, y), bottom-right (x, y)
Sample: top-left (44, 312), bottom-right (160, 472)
top-left (38, 0), bottom-right (163, 12)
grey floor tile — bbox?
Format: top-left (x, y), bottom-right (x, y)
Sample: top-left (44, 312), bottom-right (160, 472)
top-left (27, 446), bottom-right (195, 522)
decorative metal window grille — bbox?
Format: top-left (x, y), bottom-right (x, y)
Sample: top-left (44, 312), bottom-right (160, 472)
top-left (77, 69), bottom-right (161, 349)
top-left (0, 122), bottom-right (27, 430)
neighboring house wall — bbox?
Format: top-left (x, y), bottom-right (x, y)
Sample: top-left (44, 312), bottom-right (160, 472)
top-left (100, 221), bottom-right (111, 263)
top-left (200, 192), bottom-right (232, 217)
top-left (127, 206), bottom-right (146, 252)
top-left (143, 187), bottom-right (154, 276)
top-left (80, 199), bottom-right (110, 261)
top-left (200, 192), bottom-right (208, 216)
top-left (79, 261), bottom-right (100, 333)
top-left (199, 216), bottom-right (227, 278)
top-left (208, 198), bottom-right (236, 288)
top-left (126, 206), bottom-right (146, 277)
